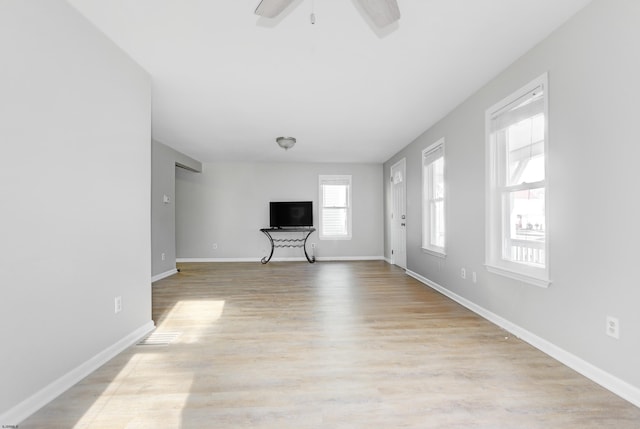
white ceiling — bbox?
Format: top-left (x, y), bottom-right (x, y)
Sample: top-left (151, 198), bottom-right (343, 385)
top-left (67, 0), bottom-right (592, 164)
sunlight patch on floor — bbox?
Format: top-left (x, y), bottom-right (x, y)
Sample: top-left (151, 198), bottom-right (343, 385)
top-left (158, 300), bottom-right (226, 344)
top-left (72, 353), bottom-right (194, 428)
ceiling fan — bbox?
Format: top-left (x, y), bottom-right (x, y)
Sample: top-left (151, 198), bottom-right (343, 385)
top-left (255, 0), bottom-right (400, 28)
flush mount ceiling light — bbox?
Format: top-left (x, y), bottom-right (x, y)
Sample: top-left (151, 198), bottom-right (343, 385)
top-left (276, 136), bottom-right (296, 150)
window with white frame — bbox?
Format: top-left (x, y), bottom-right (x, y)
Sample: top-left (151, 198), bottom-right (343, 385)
top-left (422, 139), bottom-right (445, 255)
top-left (486, 73), bottom-right (549, 287)
top-left (319, 175), bottom-right (352, 240)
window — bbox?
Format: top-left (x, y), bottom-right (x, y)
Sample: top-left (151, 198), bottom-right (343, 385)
top-left (486, 73), bottom-right (549, 287)
top-left (422, 138), bottom-right (445, 256)
top-left (319, 175), bottom-right (352, 240)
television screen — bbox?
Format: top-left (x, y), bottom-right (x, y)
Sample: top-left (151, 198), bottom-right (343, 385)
top-left (270, 201), bottom-right (313, 228)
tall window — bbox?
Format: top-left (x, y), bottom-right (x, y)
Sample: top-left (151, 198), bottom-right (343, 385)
top-left (486, 73), bottom-right (549, 287)
top-left (319, 175), bottom-right (352, 240)
top-left (422, 139), bottom-right (445, 255)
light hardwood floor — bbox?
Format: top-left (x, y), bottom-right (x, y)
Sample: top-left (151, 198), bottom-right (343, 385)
top-left (23, 261), bottom-right (640, 428)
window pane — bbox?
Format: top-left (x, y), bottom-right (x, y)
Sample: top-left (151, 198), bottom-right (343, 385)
top-left (323, 185), bottom-right (347, 207)
top-left (507, 114), bottom-right (545, 185)
top-left (503, 187), bottom-right (545, 266)
top-left (430, 200), bottom-right (445, 248)
top-left (508, 187), bottom-right (545, 241)
top-left (432, 157), bottom-right (444, 199)
top-left (322, 208), bottom-right (348, 236)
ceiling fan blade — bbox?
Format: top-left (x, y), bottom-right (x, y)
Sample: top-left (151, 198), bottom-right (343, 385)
top-left (255, 0), bottom-right (297, 18)
top-left (355, 0), bottom-right (401, 27)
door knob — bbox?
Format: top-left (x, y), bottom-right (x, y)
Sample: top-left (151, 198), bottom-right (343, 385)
top-left (401, 223), bottom-right (406, 227)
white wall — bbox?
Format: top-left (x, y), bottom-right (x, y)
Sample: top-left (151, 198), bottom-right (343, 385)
top-left (176, 162), bottom-right (383, 260)
top-left (384, 0), bottom-right (640, 401)
top-left (0, 0), bottom-right (152, 420)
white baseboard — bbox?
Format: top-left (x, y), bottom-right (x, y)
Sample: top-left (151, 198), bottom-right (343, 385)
top-left (405, 269), bottom-right (640, 408)
top-left (177, 256), bottom-right (385, 263)
top-left (2, 321), bottom-right (155, 426)
top-left (151, 268), bottom-right (178, 283)
top-left (316, 256), bottom-right (385, 262)
top-left (177, 257), bottom-right (257, 263)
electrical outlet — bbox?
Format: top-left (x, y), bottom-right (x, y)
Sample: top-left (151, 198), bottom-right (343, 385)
top-left (114, 296), bottom-right (122, 314)
top-left (460, 268), bottom-right (466, 279)
top-left (161, 252), bottom-right (166, 261)
top-left (472, 271), bottom-right (477, 283)
top-left (606, 316), bottom-right (620, 339)
top-left (212, 243), bottom-right (218, 250)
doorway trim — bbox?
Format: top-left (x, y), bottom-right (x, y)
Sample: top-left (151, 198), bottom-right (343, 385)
top-left (390, 158), bottom-right (407, 269)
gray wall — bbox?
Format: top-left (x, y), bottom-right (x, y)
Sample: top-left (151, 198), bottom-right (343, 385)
top-left (151, 141), bottom-right (201, 278)
top-left (384, 0), bottom-right (640, 391)
top-left (0, 0), bottom-right (151, 416)
top-left (176, 162), bottom-right (383, 260)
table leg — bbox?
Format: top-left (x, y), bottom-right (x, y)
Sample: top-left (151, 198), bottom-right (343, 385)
top-left (261, 230), bottom-right (275, 264)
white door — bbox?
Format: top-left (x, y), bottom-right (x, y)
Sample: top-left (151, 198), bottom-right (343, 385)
top-left (390, 159), bottom-right (407, 269)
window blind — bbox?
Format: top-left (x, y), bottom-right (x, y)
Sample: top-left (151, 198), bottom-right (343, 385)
top-left (490, 86), bottom-right (544, 132)
top-left (423, 144), bottom-right (444, 167)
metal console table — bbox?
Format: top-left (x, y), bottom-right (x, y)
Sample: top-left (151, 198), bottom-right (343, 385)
top-left (259, 227), bottom-right (316, 264)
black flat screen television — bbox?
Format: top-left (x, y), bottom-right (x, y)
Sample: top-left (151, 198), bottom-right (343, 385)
top-left (270, 201), bottom-right (313, 228)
